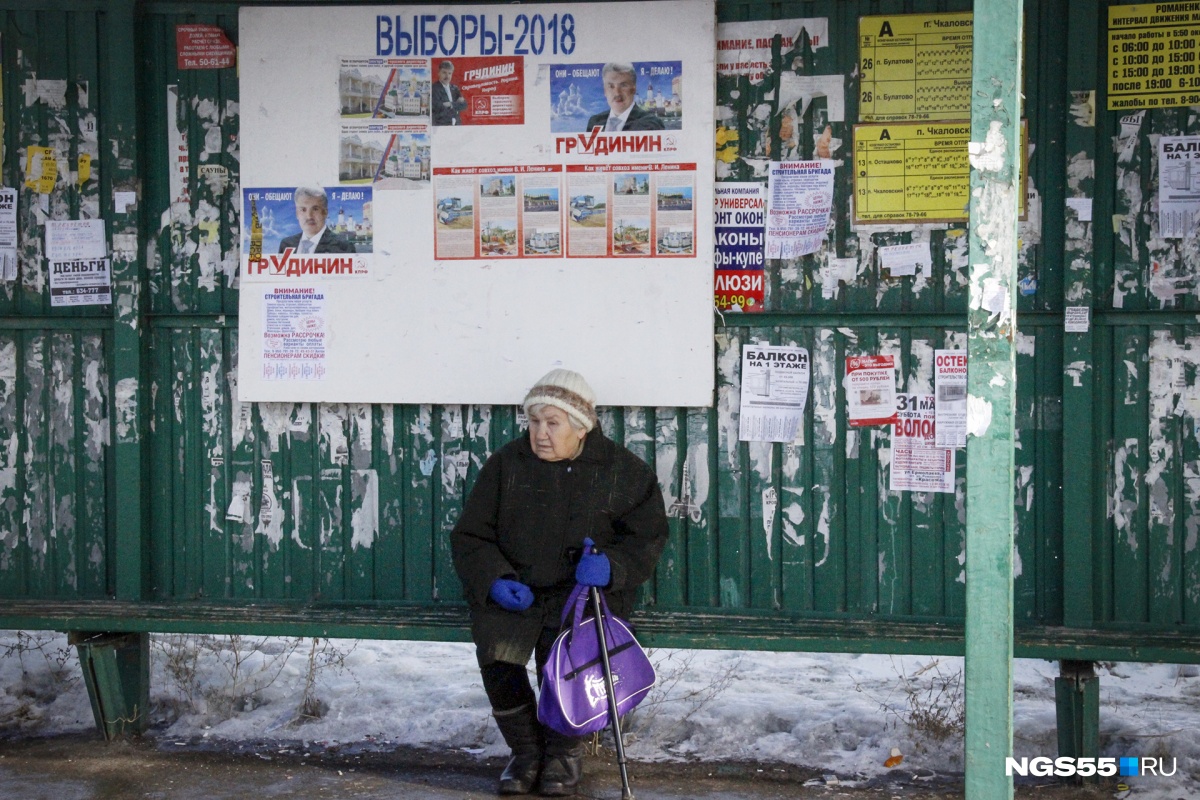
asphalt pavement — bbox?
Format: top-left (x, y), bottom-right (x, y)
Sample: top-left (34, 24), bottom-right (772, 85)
top-left (0, 733), bottom-right (1123, 800)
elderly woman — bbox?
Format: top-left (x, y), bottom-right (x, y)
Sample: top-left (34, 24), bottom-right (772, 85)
top-left (451, 369), bottom-right (669, 797)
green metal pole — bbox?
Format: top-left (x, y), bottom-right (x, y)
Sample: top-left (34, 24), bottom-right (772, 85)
top-left (102, 0), bottom-right (146, 600)
top-left (965, 0), bottom-right (1023, 797)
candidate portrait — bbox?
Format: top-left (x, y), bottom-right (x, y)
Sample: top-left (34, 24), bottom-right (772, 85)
top-left (585, 62), bottom-right (665, 133)
top-left (278, 186), bottom-right (357, 254)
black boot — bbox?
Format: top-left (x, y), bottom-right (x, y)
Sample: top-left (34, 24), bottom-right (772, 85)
top-left (493, 705), bottom-right (543, 795)
top-left (538, 727), bottom-right (584, 797)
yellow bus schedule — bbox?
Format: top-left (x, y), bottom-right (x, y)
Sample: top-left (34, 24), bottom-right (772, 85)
top-left (1108, 2), bottom-right (1200, 110)
top-left (858, 12), bottom-right (973, 122)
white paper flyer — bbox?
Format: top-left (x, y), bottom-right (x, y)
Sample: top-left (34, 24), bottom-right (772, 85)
top-left (765, 160), bottom-right (836, 259)
top-left (1158, 135), bottom-right (1200, 239)
top-left (0, 188), bottom-right (16, 281)
top-left (49, 257), bottom-right (112, 306)
top-left (890, 393), bottom-right (955, 494)
top-left (738, 345), bottom-right (810, 442)
top-left (934, 349), bottom-right (967, 448)
top-left (262, 285), bottom-right (328, 381)
top-left (44, 219), bottom-right (107, 261)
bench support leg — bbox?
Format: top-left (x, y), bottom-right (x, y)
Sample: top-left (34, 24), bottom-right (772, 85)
top-left (70, 631), bottom-right (149, 740)
top-left (1055, 659), bottom-right (1099, 781)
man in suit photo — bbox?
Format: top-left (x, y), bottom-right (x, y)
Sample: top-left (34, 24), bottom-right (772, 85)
top-left (432, 60), bottom-right (467, 126)
top-left (586, 62), bottom-right (665, 133)
top-left (278, 186), bottom-right (356, 254)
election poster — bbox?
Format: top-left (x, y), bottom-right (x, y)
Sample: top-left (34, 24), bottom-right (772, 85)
top-left (889, 393), bottom-right (955, 493)
top-left (240, 1), bottom-right (715, 405)
top-left (1158, 135), bottom-right (1200, 239)
top-left (339, 58), bottom-right (430, 118)
top-left (241, 187), bottom-right (372, 278)
top-left (738, 345), bottom-right (810, 442)
top-left (934, 349), bottom-right (967, 448)
top-left (549, 61), bottom-right (683, 133)
top-left (339, 122), bottom-right (431, 189)
top-left (765, 160), bottom-right (836, 259)
top-left (448, 56), bottom-right (525, 125)
top-left (714, 182), bottom-right (765, 312)
top-left (844, 354), bottom-right (898, 427)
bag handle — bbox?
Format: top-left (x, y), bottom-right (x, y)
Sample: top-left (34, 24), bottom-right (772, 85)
top-left (559, 582), bottom-right (614, 633)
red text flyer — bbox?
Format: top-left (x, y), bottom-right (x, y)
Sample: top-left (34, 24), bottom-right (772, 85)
top-left (889, 393), bottom-right (955, 493)
top-left (934, 349), bottom-right (967, 448)
top-left (176, 24), bottom-right (236, 70)
top-left (844, 354), bottom-right (898, 427)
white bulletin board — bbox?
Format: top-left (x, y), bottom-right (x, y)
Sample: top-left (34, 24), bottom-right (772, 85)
top-left (238, 1), bottom-right (715, 406)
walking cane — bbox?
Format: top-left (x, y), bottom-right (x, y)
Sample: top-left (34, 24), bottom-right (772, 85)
top-left (589, 585), bottom-right (635, 800)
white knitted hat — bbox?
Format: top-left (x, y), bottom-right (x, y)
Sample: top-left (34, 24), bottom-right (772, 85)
top-left (522, 369), bottom-right (598, 431)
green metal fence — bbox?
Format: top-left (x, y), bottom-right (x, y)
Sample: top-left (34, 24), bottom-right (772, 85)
top-left (0, 0), bottom-right (1197, 665)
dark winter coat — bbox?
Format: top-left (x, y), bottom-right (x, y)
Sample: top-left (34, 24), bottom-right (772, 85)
top-left (451, 427), bottom-right (669, 666)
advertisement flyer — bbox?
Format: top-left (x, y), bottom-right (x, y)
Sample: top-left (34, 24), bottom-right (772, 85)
top-left (858, 11), bottom-right (973, 122)
top-left (339, 122), bottom-right (431, 189)
top-left (844, 354), bottom-right (898, 427)
top-left (176, 24), bottom-right (237, 70)
top-left (48, 257), bottom-right (112, 306)
top-left (934, 349), bottom-right (967, 448)
top-left (889, 393), bottom-right (955, 493)
top-left (1108, 3), bottom-right (1200, 111)
top-left (714, 182), bottom-right (765, 312)
top-left (262, 285), bottom-right (328, 381)
top-left (44, 219), bottom-right (106, 261)
top-left (1158, 135), bottom-right (1200, 238)
top-left (340, 57), bottom-right (430, 119)
top-left (765, 160), bottom-right (835, 259)
top-left (242, 187), bottom-right (373, 279)
top-left (878, 241), bottom-right (932, 278)
top-left (738, 345), bottom-right (810, 442)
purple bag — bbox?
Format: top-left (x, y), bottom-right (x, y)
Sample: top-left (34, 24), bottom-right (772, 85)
top-left (537, 584), bottom-right (656, 737)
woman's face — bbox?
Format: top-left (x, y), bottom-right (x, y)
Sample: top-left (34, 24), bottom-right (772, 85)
top-left (528, 405), bottom-right (587, 462)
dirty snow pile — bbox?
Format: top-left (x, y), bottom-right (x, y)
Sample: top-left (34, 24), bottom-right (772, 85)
top-left (1, 631), bottom-right (1197, 797)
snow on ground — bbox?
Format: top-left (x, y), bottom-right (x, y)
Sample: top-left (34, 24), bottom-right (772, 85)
top-left (1, 631), bottom-right (1197, 797)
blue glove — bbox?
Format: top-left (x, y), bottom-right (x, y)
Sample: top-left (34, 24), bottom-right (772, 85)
top-left (489, 578), bottom-right (534, 611)
top-left (575, 538), bottom-right (611, 587)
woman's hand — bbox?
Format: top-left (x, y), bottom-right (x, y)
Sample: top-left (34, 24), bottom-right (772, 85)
top-left (575, 538), bottom-right (611, 587)
top-left (489, 578), bottom-right (534, 611)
